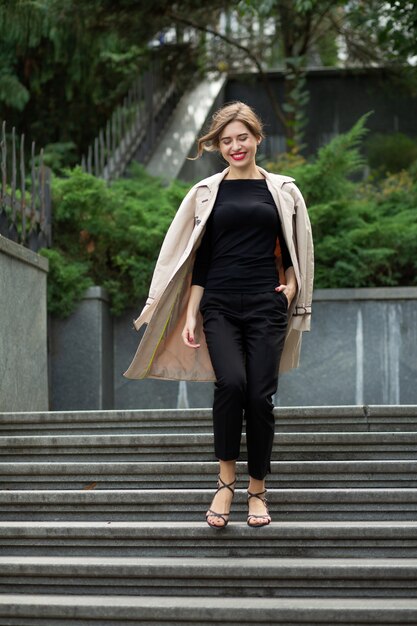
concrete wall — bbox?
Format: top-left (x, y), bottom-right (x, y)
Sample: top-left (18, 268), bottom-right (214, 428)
top-left (49, 287), bottom-right (416, 410)
top-left (173, 67), bottom-right (417, 184)
top-left (277, 287), bottom-right (417, 407)
top-left (225, 67), bottom-right (417, 159)
top-left (116, 287), bottom-right (417, 409)
top-left (49, 287), bottom-right (114, 410)
top-left (0, 235), bottom-right (49, 411)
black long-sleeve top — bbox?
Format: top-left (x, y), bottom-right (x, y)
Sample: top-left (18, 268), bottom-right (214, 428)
top-left (191, 178), bottom-right (293, 292)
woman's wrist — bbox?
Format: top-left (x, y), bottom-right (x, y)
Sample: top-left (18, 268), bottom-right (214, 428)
top-left (186, 313), bottom-right (197, 326)
top-left (285, 282), bottom-right (296, 296)
top-left (284, 268), bottom-right (297, 297)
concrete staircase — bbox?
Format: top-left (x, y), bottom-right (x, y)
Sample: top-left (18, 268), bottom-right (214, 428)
top-left (0, 405), bottom-right (417, 624)
top-left (145, 73), bottom-right (226, 182)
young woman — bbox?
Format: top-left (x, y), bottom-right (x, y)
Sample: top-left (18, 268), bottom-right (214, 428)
top-left (124, 101), bottom-right (314, 529)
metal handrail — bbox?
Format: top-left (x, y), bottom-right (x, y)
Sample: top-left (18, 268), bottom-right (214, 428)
top-left (81, 59), bottom-right (182, 183)
top-left (0, 121), bottom-right (52, 251)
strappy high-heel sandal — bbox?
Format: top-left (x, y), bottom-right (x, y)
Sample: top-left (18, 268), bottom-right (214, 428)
top-left (247, 488), bottom-right (271, 528)
top-left (205, 475), bottom-right (236, 529)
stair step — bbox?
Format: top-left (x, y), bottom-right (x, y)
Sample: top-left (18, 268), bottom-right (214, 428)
top-left (1, 594), bottom-right (417, 624)
top-left (2, 405), bottom-right (417, 624)
top-left (2, 431), bottom-right (417, 461)
top-left (0, 409), bottom-right (212, 435)
top-left (1, 459), bottom-right (417, 489)
top-left (1, 405), bottom-right (416, 434)
top-left (1, 556), bottom-right (417, 598)
top-left (1, 521), bottom-right (417, 558)
top-left (1, 488), bottom-right (417, 521)
top-left (145, 72), bottom-right (227, 180)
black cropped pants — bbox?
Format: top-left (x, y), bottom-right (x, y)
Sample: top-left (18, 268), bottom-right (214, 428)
top-left (200, 290), bottom-right (288, 480)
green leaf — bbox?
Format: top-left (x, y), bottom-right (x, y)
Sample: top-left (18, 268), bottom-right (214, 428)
top-left (0, 73), bottom-right (30, 110)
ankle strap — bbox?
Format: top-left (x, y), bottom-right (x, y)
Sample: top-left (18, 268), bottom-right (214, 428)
top-left (247, 489), bottom-right (267, 501)
top-left (217, 475), bottom-right (236, 494)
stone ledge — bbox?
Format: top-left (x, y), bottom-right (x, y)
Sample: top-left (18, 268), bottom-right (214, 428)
top-left (0, 594), bottom-right (417, 622)
top-left (82, 286), bottom-right (110, 303)
top-left (1, 405), bottom-right (417, 424)
top-left (1, 459), bottom-right (415, 475)
top-left (313, 286), bottom-right (417, 301)
top-left (1, 556), bottom-right (417, 599)
top-left (0, 234), bottom-right (48, 272)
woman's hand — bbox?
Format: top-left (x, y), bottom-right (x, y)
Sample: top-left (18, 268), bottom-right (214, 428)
top-left (182, 286), bottom-right (204, 348)
top-left (275, 267), bottom-right (297, 307)
top-left (182, 316), bottom-right (200, 348)
top-left (275, 284), bottom-right (295, 306)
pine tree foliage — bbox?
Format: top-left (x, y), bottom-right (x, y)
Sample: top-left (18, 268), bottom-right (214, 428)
top-left (268, 114), bottom-right (417, 290)
top-left (0, 0), bottom-right (176, 160)
top-left (40, 163), bottom-right (190, 317)
top-left (285, 112), bottom-right (372, 206)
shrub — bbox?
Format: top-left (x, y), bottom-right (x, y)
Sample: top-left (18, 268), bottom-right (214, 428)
top-left (268, 114), bottom-right (417, 289)
top-left (40, 163), bottom-right (189, 317)
top-left (268, 112), bottom-right (371, 206)
top-left (42, 116), bottom-right (417, 316)
top-left (310, 192), bottom-right (417, 288)
top-left (39, 249), bottom-right (93, 317)
top-left (365, 132), bottom-right (417, 175)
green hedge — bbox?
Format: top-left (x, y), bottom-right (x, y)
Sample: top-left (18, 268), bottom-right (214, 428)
top-left (365, 132), bottom-right (417, 175)
top-left (267, 114), bottom-right (417, 290)
top-left (42, 116), bottom-right (417, 318)
top-left (40, 163), bottom-right (189, 317)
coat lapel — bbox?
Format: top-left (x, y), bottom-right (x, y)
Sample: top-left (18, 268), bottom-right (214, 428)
top-left (167, 173), bottom-right (225, 284)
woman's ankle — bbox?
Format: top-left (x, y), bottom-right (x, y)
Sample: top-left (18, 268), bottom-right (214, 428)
top-left (218, 459), bottom-right (237, 484)
top-left (248, 476), bottom-right (266, 494)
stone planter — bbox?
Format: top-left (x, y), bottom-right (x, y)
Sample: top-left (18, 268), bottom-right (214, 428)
top-left (49, 286), bottom-right (114, 410)
top-left (277, 287), bottom-right (417, 407)
top-left (49, 286), bottom-right (417, 410)
top-left (0, 236), bottom-right (49, 411)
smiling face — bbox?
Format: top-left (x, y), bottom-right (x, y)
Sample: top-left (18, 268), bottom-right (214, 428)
top-left (218, 120), bottom-right (260, 171)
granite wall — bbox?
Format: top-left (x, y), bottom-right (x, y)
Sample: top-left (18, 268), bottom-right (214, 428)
top-left (49, 286), bottom-right (417, 410)
top-left (0, 235), bottom-right (49, 411)
top-left (116, 287), bottom-right (417, 409)
top-left (276, 287), bottom-right (417, 408)
top-left (49, 287), bottom-right (114, 410)
top-left (226, 67), bottom-right (417, 160)
top-left (172, 67), bottom-right (417, 183)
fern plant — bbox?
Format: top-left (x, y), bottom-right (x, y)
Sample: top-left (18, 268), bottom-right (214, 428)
top-left (270, 112), bottom-right (372, 205)
top-left (268, 113), bottom-right (417, 289)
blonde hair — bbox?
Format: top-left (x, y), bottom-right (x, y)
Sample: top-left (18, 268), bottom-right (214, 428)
top-left (191, 101), bottom-right (265, 159)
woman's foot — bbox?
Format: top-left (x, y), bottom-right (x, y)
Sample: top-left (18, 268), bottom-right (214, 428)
top-left (247, 489), bottom-right (271, 528)
top-left (206, 475), bottom-right (236, 529)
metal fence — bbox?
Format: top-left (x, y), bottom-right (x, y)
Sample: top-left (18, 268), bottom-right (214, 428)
top-left (0, 121), bottom-right (52, 251)
top-left (81, 59), bottom-right (182, 183)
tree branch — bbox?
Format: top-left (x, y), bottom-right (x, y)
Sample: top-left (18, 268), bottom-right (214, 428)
top-left (166, 9), bottom-right (287, 127)
top-left (330, 14), bottom-right (383, 66)
top-left (307, 0), bottom-right (339, 44)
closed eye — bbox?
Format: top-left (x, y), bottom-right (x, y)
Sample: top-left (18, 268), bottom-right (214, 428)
top-left (221, 134), bottom-right (249, 144)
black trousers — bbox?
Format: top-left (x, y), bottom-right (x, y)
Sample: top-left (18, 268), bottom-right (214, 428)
top-left (200, 290), bottom-right (288, 480)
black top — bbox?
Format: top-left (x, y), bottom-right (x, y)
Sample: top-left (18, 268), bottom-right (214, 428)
top-left (191, 178), bottom-right (293, 292)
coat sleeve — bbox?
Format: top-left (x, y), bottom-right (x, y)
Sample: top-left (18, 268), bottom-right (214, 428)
top-left (133, 185), bottom-right (198, 327)
top-left (286, 182), bottom-right (314, 332)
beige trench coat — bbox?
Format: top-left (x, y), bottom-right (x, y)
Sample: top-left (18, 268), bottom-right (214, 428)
top-left (123, 165), bottom-right (314, 381)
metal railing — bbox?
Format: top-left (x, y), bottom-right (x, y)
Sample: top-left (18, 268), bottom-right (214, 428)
top-left (0, 121), bottom-right (52, 251)
top-left (81, 59), bottom-right (182, 183)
